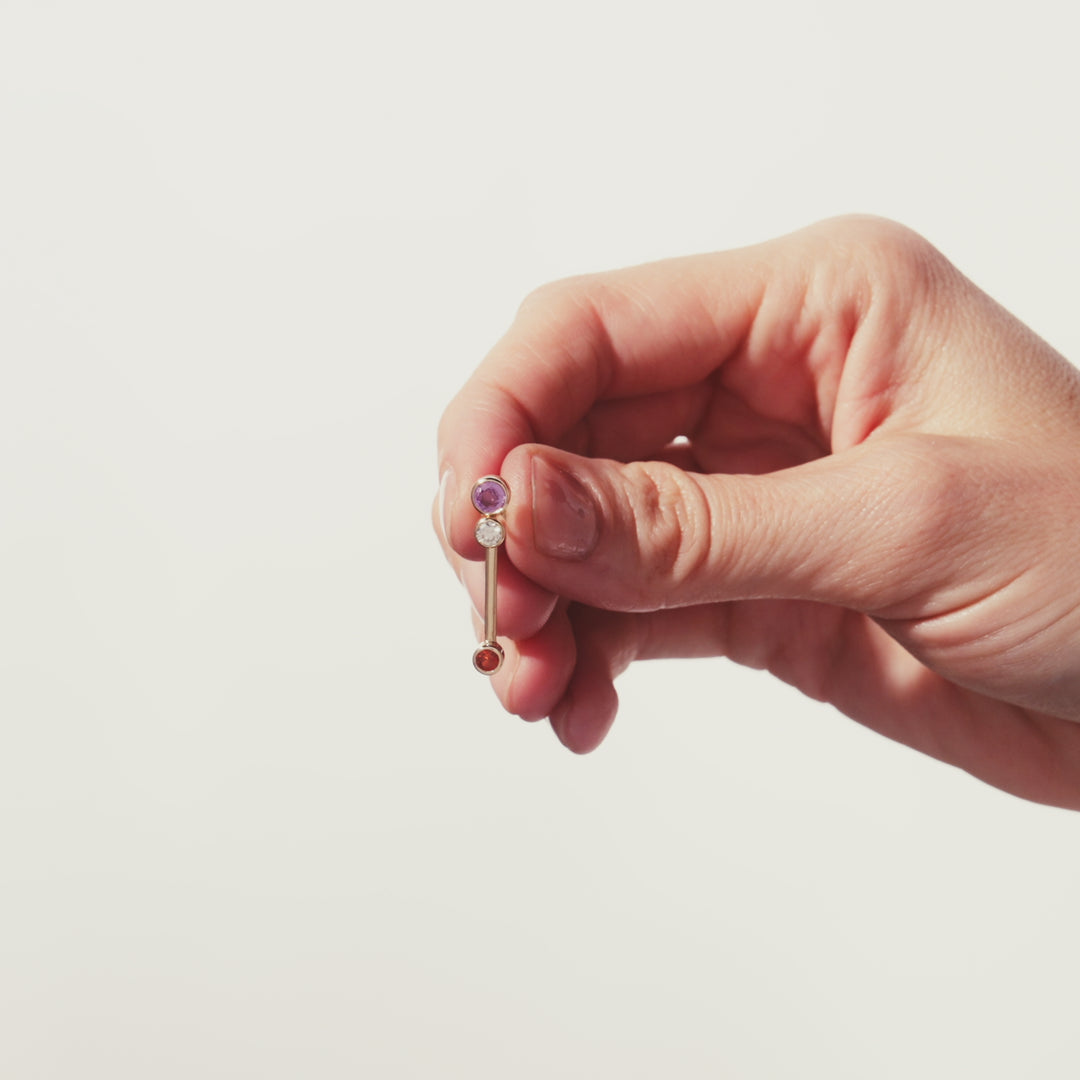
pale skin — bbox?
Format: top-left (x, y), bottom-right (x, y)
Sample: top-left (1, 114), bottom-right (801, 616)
top-left (435, 216), bottom-right (1080, 810)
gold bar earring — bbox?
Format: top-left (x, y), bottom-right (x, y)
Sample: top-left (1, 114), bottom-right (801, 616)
top-left (470, 476), bottom-right (510, 675)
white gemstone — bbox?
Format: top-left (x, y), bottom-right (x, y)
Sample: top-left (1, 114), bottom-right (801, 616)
top-left (475, 517), bottom-right (505, 548)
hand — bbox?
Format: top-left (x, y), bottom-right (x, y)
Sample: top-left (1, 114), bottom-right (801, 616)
top-left (435, 216), bottom-right (1080, 810)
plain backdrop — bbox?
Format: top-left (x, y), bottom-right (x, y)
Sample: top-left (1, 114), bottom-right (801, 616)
top-left (1, 2), bottom-right (1078, 1077)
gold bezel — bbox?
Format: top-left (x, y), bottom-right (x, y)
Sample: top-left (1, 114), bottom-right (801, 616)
top-left (472, 640), bottom-right (505, 676)
top-left (470, 475), bottom-right (511, 517)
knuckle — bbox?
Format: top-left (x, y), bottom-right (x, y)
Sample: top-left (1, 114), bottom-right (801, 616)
top-left (820, 214), bottom-right (931, 259)
top-left (628, 464), bottom-right (714, 607)
top-left (516, 279), bottom-right (562, 317)
top-left (812, 215), bottom-right (948, 294)
top-left (854, 217), bottom-right (946, 290)
top-left (804, 217), bottom-right (955, 351)
top-left (516, 274), bottom-right (594, 321)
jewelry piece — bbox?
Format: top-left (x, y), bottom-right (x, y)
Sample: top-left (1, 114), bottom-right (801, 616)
top-left (470, 475), bottom-right (510, 675)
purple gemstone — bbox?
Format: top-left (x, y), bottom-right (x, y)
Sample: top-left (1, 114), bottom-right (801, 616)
top-left (471, 477), bottom-right (509, 515)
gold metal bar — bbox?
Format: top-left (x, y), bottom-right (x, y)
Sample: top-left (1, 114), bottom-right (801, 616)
top-left (483, 544), bottom-right (498, 642)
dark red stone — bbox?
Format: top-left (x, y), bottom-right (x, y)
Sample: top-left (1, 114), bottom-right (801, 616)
top-left (473, 646), bottom-right (503, 674)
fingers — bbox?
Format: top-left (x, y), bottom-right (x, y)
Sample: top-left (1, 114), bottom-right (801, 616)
top-left (526, 601), bottom-right (1080, 809)
top-left (435, 216), bottom-right (964, 664)
top-left (435, 252), bottom-right (761, 557)
top-left (436, 242), bottom-right (767, 560)
top-left (437, 216), bottom-right (959, 564)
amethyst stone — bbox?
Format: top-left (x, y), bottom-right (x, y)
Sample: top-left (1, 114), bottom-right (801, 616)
top-left (471, 476), bottom-right (509, 515)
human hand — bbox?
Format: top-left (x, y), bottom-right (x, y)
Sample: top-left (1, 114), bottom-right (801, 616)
top-left (435, 217), bottom-right (1080, 809)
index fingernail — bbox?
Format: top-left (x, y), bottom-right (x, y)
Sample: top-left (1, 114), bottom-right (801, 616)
top-left (438, 466), bottom-right (457, 545)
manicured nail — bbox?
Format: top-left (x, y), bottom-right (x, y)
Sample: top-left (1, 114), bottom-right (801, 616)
top-left (531, 456), bottom-right (599, 560)
top-left (438, 466), bottom-right (456, 546)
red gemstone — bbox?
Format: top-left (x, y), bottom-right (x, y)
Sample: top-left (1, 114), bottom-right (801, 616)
top-left (473, 646), bottom-right (503, 673)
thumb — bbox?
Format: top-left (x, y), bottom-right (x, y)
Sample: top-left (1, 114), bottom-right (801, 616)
top-left (501, 439), bottom-right (1005, 618)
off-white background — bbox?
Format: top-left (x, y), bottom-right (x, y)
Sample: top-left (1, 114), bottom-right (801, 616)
top-left (1, 2), bottom-right (1078, 1077)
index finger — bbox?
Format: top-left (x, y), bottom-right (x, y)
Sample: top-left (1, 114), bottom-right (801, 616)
top-left (436, 251), bottom-right (766, 559)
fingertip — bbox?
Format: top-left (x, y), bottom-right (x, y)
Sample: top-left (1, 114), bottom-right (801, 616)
top-left (503, 606), bottom-right (577, 722)
top-left (438, 464), bottom-right (481, 559)
top-left (549, 667), bottom-right (618, 754)
top-left (437, 466), bottom-right (456, 549)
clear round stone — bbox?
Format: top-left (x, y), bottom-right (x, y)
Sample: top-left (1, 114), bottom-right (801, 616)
top-left (475, 517), bottom-right (505, 548)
